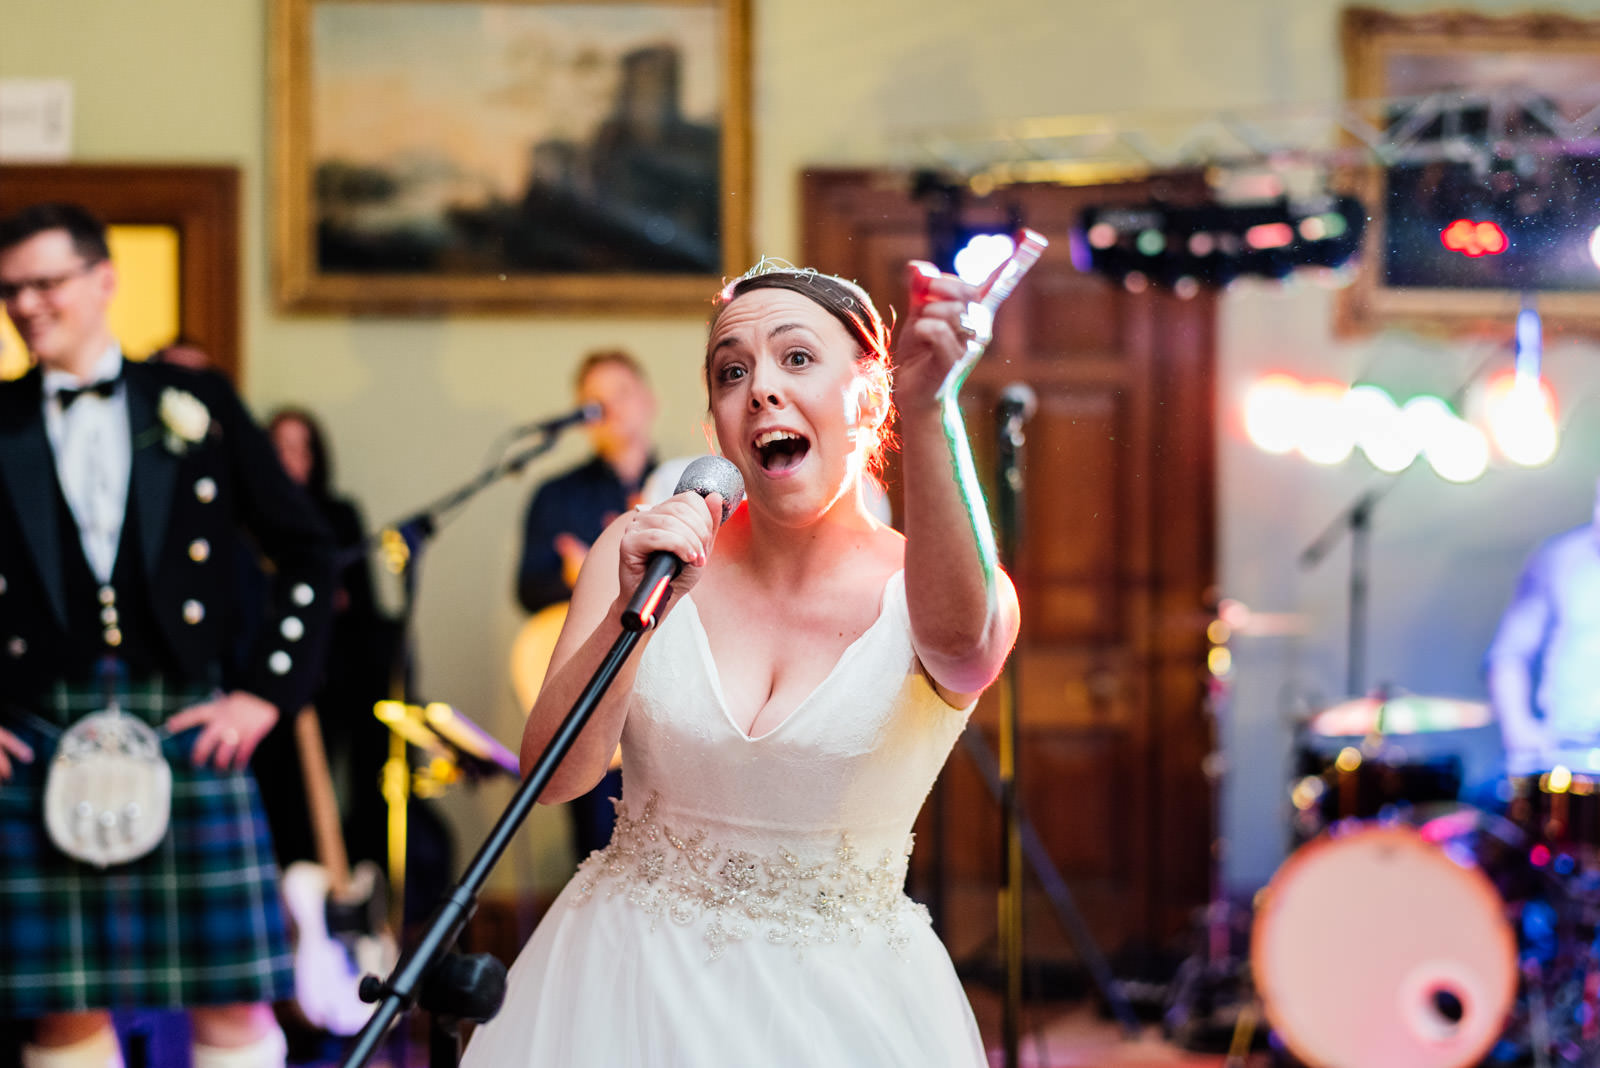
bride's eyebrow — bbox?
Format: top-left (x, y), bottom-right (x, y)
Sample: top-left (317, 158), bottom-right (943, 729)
top-left (768, 323), bottom-right (818, 343)
top-left (712, 323), bottom-right (818, 357)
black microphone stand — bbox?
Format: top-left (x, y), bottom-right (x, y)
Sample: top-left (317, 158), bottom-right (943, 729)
top-left (348, 426), bottom-right (576, 1066)
top-left (338, 610), bottom-right (653, 1068)
top-left (995, 399), bottom-right (1027, 1068)
top-left (1298, 478), bottom-right (1401, 698)
top-left (951, 394), bottom-right (1140, 1065)
top-left (340, 433), bottom-right (675, 1068)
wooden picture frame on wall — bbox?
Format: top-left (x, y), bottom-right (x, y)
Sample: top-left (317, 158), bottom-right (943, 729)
top-left (270, 0), bottom-right (750, 315)
top-left (1339, 7), bottom-right (1600, 336)
top-left (0, 164), bottom-right (242, 381)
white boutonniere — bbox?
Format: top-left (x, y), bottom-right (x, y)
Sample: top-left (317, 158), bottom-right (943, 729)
top-left (158, 387), bottom-right (210, 454)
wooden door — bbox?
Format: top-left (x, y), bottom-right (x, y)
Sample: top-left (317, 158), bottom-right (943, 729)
top-left (803, 170), bottom-right (1217, 963)
top-left (0, 165), bottom-right (242, 382)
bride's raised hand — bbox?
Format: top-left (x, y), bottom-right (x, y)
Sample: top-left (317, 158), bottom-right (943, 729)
top-left (894, 264), bottom-right (982, 416)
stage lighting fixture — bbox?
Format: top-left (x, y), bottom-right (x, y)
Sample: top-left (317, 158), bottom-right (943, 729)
top-left (1440, 219), bottom-right (1508, 258)
top-left (911, 170), bottom-right (1026, 280)
top-left (1075, 194), bottom-right (1366, 290)
top-left (951, 232), bottom-right (1016, 286)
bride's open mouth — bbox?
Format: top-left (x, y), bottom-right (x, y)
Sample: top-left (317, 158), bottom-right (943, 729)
top-left (753, 429), bottom-right (810, 473)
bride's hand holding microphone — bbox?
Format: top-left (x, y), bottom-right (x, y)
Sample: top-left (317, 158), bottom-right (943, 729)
top-left (616, 455), bottom-right (744, 632)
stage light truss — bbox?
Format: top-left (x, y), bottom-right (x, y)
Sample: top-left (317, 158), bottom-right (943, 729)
top-left (897, 87), bottom-right (1600, 191)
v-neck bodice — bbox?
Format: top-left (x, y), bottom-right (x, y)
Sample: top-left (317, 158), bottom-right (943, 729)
top-left (679, 571), bottom-right (900, 743)
top-left (618, 570), bottom-right (973, 860)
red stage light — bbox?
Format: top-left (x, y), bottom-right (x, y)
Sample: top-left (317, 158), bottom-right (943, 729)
top-left (1245, 221), bottom-right (1295, 250)
top-left (1441, 219), bottom-right (1508, 257)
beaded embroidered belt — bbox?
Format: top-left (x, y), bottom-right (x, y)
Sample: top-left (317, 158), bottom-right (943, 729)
top-left (572, 793), bottom-right (930, 961)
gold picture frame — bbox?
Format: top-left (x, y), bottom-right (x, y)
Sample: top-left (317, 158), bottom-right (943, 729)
top-left (1339, 7), bottom-right (1600, 336)
top-left (271, 0), bottom-right (750, 315)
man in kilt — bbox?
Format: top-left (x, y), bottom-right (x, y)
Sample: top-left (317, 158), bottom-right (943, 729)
top-left (0, 203), bottom-right (337, 1068)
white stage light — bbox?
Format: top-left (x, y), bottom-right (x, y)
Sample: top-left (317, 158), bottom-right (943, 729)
top-left (952, 233), bottom-right (1016, 286)
top-left (1425, 418), bottom-right (1491, 483)
top-left (1244, 375), bottom-right (1303, 454)
top-left (1345, 385), bottom-right (1418, 473)
top-left (1488, 377), bottom-right (1560, 468)
top-left (1297, 382), bottom-right (1355, 465)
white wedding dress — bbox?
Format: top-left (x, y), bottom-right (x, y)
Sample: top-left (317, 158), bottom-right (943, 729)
top-left (462, 571), bottom-right (988, 1067)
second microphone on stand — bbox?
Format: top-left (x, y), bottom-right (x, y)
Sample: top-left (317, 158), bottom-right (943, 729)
top-left (510, 403), bottom-right (604, 439)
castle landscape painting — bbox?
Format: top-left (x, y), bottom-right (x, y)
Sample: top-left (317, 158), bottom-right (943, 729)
top-left (309, 2), bottom-right (725, 277)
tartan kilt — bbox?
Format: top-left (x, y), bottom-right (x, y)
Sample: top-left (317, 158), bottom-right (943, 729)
top-left (0, 677), bottom-right (294, 1017)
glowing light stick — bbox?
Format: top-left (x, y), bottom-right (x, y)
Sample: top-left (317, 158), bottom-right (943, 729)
top-left (910, 228), bottom-right (1048, 590)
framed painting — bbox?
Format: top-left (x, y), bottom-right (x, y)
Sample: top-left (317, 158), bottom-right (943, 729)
top-left (271, 0), bottom-right (750, 314)
top-left (1339, 7), bottom-right (1600, 336)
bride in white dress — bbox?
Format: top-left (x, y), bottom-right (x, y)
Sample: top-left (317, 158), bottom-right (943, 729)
top-left (463, 260), bottom-right (1021, 1067)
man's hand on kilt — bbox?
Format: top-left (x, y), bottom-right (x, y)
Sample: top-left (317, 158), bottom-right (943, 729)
top-left (165, 692), bottom-right (279, 772)
top-left (0, 725), bottom-right (33, 781)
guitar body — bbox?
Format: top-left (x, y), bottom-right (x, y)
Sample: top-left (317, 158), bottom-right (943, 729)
top-left (511, 603), bottom-right (622, 770)
top-left (285, 707), bottom-right (400, 1036)
top-left (509, 602), bottom-right (569, 712)
top-left (282, 860), bottom-right (397, 1035)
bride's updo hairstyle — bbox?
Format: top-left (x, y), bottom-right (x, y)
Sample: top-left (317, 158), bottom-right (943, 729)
top-left (706, 259), bottom-right (896, 472)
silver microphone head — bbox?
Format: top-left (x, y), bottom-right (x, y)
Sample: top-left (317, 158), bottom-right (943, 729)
top-left (676, 455), bottom-right (745, 521)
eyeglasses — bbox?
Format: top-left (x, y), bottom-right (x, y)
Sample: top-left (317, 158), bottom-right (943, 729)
top-left (0, 260), bottom-right (103, 303)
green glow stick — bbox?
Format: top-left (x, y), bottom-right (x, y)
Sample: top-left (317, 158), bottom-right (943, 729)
top-left (921, 230), bottom-right (1048, 593)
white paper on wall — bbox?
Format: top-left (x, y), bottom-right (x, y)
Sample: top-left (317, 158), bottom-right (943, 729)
top-left (0, 79), bottom-right (74, 161)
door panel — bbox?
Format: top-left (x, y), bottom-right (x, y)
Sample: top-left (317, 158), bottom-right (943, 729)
top-left (803, 169), bottom-right (1217, 962)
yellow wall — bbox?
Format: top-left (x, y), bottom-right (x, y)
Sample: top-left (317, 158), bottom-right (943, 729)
top-left (7, 0), bottom-right (1600, 895)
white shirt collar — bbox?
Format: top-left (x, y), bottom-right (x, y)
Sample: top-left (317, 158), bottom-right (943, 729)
top-left (41, 343), bottom-right (125, 396)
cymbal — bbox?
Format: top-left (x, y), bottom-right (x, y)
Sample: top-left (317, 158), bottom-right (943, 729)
top-left (1307, 694), bottom-right (1491, 737)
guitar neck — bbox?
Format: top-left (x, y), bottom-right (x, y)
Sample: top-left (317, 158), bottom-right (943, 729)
top-left (294, 706), bottom-right (352, 899)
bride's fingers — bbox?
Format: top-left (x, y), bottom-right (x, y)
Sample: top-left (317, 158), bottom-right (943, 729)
top-left (625, 513), bottom-right (713, 567)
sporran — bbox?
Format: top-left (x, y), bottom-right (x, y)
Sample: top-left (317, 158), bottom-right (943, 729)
top-left (42, 705), bottom-right (172, 867)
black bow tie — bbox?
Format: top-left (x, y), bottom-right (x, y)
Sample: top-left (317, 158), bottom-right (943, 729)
top-left (53, 373), bottom-right (122, 410)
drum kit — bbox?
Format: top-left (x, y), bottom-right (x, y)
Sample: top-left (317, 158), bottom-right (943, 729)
top-left (1249, 694), bottom-right (1600, 1068)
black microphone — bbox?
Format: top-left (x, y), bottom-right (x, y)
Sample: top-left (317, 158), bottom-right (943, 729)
top-left (620, 456), bottom-right (744, 631)
top-left (512, 403), bottom-right (603, 438)
top-left (998, 382), bottom-right (1038, 424)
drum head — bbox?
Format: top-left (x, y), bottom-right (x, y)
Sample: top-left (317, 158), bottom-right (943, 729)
top-left (1252, 824), bottom-right (1516, 1068)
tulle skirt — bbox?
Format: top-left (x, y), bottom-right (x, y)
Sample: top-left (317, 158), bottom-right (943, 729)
top-left (461, 880), bottom-right (988, 1067)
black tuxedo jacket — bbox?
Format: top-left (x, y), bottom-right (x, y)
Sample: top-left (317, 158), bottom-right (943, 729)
top-left (0, 360), bottom-right (337, 715)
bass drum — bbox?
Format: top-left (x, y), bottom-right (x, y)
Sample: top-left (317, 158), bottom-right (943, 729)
top-left (1252, 818), bottom-right (1518, 1068)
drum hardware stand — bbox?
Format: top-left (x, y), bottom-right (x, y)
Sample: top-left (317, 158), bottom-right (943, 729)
top-left (338, 546), bottom-right (672, 1068)
top-left (1527, 959), bottom-right (1555, 1068)
top-left (1164, 618), bottom-right (1263, 1055)
top-left (956, 726), bottom-right (1142, 1040)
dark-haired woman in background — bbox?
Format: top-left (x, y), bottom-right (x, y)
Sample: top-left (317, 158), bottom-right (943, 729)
top-left (260, 408), bottom-right (390, 870)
